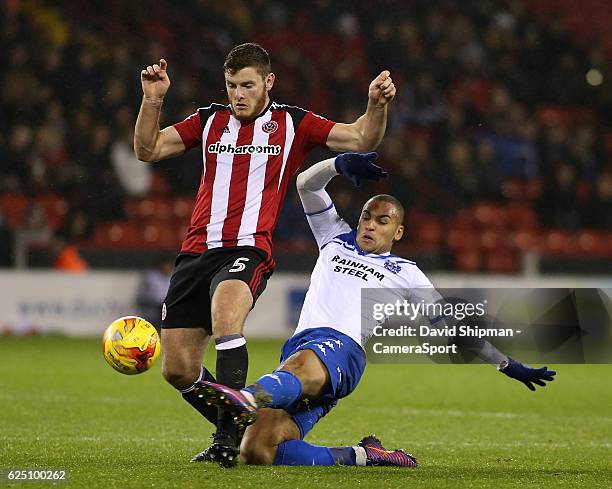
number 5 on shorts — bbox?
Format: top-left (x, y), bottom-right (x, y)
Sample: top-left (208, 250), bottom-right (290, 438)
top-left (229, 257), bottom-right (250, 272)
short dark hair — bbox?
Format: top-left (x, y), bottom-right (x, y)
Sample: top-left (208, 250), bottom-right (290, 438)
top-left (223, 43), bottom-right (271, 78)
top-left (369, 194), bottom-right (405, 224)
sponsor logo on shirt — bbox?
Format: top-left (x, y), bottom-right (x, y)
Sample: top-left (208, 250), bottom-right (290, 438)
top-left (331, 255), bottom-right (385, 282)
top-left (208, 141), bottom-right (282, 155)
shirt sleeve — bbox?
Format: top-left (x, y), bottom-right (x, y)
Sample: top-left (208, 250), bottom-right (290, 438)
top-left (296, 157), bottom-right (350, 248)
top-left (405, 271), bottom-right (445, 329)
top-left (300, 111), bottom-right (336, 151)
top-left (306, 205), bottom-right (352, 249)
top-left (172, 111), bottom-right (202, 150)
top-left (404, 267), bottom-right (439, 314)
top-left (409, 266), bottom-right (435, 289)
top-left (403, 271), bottom-right (507, 366)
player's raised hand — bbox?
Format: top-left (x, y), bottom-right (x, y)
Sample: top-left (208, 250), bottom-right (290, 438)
top-left (141, 58), bottom-right (171, 100)
top-left (500, 357), bottom-right (556, 391)
top-left (335, 152), bottom-right (388, 187)
top-left (368, 70), bottom-right (396, 108)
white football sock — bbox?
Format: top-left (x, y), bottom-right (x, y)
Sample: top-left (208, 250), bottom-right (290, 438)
top-left (353, 446), bottom-right (367, 466)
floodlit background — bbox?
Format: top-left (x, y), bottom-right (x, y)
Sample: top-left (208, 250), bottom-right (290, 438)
top-left (1, 2), bottom-right (611, 488)
top-left (1, 0), bottom-right (611, 335)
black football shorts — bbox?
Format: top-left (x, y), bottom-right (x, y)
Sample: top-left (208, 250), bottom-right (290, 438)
top-left (161, 246), bottom-right (275, 333)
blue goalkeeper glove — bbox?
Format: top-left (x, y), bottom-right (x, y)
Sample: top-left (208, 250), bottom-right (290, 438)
top-left (334, 152), bottom-right (388, 187)
top-left (500, 357), bottom-right (556, 391)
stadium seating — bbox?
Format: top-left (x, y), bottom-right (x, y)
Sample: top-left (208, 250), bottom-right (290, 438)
top-left (1, 0), bottom-right (610, 273)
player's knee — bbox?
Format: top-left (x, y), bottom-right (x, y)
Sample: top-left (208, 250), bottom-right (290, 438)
top-left (240, 409), bottom-right (294, 465)
top-left (161, 361), bottom-right (199, 390)
top-left (280, 350), bottom-right (329, 398)
top-left (240, 438), bottom-right (276, 465)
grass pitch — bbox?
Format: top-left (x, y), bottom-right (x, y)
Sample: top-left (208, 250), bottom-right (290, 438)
top-left (1, 336), bottom-right (611, 488)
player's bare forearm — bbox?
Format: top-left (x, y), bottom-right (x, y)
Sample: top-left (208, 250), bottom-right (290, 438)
top-left (135, 59), bottom-right (184, 162)
top-left (327, 70), bottom-right (394, 152)
top-left (134, 96), bottom-right (164, 162)
top-left (356, 101), bottom-right (388, 149)
top-left (326, 105), bottom-right (387, 152)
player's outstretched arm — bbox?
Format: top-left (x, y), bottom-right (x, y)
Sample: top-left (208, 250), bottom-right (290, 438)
top-left (296, 152), bottom-right (387, 212)
top-left (499, 357), bottom-right (557, 391)
top-left (326, 70), bottom-right (396, 152)
top-left (134, 59), bottom-right (186, 162)
top-left (296, 152), bottom-right (386, 247)
top-left (448, 320), bottom-right (557, 391)
top-left (295, 158), bottom-right (338, 215)
top-left (412, 289), bottom-right (556, 392)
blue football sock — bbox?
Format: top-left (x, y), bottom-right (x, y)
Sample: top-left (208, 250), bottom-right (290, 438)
top-left (328, 447), bottom-right (357, 465)
top-left (274, 441), bottom-right (361, 466)
top-left (274, 440), bottom-right (334, 466)
top-left (243, 370), bottom-right (302, 409)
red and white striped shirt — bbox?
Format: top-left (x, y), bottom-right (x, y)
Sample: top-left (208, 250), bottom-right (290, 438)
top-left (173, 101), bottom-right (335, 257)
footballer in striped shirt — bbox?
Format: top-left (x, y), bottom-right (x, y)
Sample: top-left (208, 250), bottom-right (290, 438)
top-left (134, 42), bottom-right (396, 466)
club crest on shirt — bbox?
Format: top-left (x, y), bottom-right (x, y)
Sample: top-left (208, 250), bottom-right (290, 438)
top-left (262, 120), bottom-right (278, 134)
top-left (383, 260), bottom-right (401, 274)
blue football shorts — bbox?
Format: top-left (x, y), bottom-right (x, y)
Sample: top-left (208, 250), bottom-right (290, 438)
top-left (278, 327), bottom-right (366, 439)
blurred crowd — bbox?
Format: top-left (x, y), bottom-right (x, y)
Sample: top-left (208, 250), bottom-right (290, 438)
top-left (1, 0), bottom-right (611, 269)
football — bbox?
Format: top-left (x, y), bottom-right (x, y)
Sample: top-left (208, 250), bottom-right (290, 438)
top-left (102, 316), bottom-right (161, 375)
